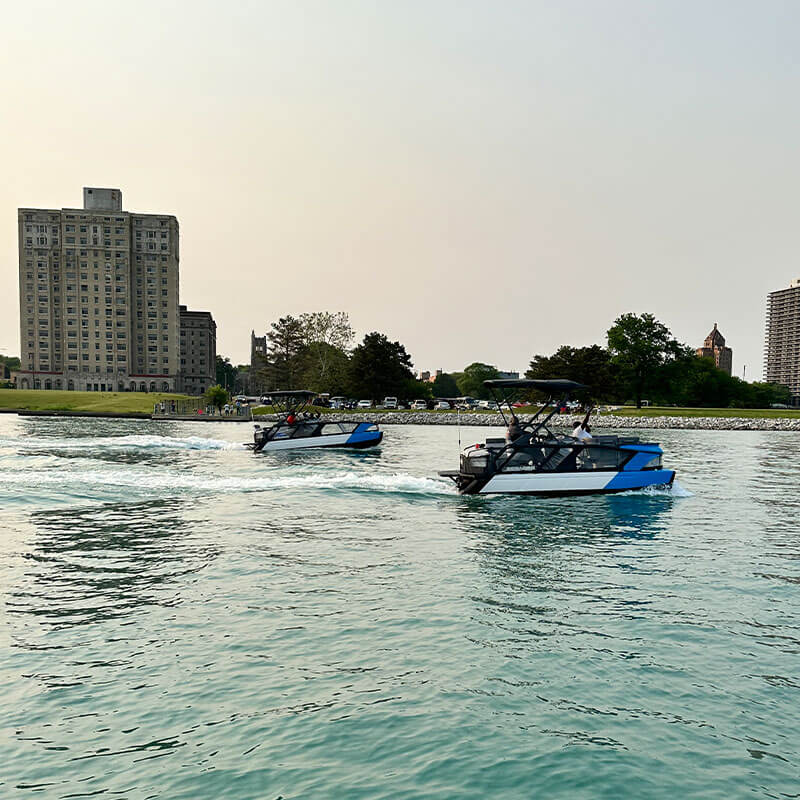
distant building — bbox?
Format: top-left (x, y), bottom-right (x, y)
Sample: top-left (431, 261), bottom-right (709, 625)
top-left (250, 331), bottom-right (269, 394)
top-left (16, 187), bottom-right (180, 392)
top-left (696, 323), bottom-right (732, 376)
top-left (765, 280), bottom-right (800, 404)
top-left (179, 305), bottom-right (216, 395)
top-left (497, 370), bottom-right (519, 380)
top-left (418, 370), bottom-right (431, 382)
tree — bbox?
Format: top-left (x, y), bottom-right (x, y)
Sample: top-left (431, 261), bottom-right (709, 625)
top-left (215, 355), bottom-right (238, 391)
top-left (297, 311), bottom-right (354, 391)
top-left (297, 342), bottom-right (351, 395)
top-left (526, 345), bottom-right (618, 401)
top-left (431, 372), bottom-right (460, 398)
top-left (403, 378), bottom-right (433, 402)
top-left (606, 313), bottom-right (683, 408)
top-left (454, 363), bottom-right (500, 400)
top-left (347, 332), bottom-right (415, 402)
top-left (204, 384), bottom-right (230, 410)
top-left (266, 315), bottom-right (304, 389)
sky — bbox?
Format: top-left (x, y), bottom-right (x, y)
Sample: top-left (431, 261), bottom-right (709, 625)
top-left (2, 0), bottom-right (798, 379)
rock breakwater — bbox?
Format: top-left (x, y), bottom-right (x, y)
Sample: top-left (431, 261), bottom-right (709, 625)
top-left (255, 411), bottom-right (800, 431)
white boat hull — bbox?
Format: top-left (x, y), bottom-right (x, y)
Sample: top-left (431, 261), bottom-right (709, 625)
top-left (478, 469), bottom-right (676, 495)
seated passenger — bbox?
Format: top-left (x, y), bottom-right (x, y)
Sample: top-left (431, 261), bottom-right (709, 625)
top-left (506, 415), bottom-right (522, 442)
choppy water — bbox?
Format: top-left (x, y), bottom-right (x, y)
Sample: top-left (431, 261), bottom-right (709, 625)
top-left (1, 414), bottom-right (798, 799)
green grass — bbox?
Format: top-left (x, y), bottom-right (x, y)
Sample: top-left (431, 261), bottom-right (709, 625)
top-left (0, 389), bottom-right (193, 414)
top-left (600, 405), bottom-right (800, 419)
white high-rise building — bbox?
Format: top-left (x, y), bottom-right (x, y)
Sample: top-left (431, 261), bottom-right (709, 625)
top-left (765, 279), bottom-right (800, 404)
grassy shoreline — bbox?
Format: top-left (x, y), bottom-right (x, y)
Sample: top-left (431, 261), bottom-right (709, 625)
top-left (1, 391), bottom-right (798, 420)
top-left (0, 389), bottom-right (192, 414)
top-left (598, 405), bottom-right (800, 419)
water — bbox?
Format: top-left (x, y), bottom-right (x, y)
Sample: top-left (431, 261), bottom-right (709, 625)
top-left (1, 415), bottom-right (798, 799)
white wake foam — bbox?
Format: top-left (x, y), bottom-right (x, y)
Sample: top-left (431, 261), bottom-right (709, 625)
top-left (1, 434), bottom-right (242, 452)
top-left (0, 468), bottom-right (455, 496)
top-left (630, 480), bottom-right (693, 497)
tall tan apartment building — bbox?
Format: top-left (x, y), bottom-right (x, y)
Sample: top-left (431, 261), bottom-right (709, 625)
top-left (17, 188), bottom-right (181, 392)
top-left (765, 279), bottom-right (800, 404)
top-left (180, 306), bottom-right (217, 395)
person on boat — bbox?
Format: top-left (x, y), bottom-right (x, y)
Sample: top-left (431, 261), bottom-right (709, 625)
top-left (506, 415), bottom-right (522, 442)
top-left (571, 421), bottom-right (592, 441)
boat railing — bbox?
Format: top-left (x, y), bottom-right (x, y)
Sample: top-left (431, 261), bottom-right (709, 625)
top-left (464, 437), bottom-right (639, 475)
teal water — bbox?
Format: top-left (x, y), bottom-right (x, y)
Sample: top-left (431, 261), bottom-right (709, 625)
top-left (1, 415), bottom-right (798, 799)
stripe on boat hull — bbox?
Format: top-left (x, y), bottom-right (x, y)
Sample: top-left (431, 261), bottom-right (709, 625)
top-left (478, 469), bottom-right (675, 495)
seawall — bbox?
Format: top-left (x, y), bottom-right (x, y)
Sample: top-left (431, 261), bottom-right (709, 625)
top-left (254, 411), bottom-right (800, 432)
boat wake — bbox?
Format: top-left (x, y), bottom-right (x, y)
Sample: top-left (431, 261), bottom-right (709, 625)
top-left (1, 434), bottom-right (243, 452)
top-left (625, 480), bottom-right (693, 498)
top-left (0, 468), bottom-right (455, 497)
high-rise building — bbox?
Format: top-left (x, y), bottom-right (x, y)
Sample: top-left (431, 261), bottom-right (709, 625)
top-left (179, 305), bottom-right (217, 395)
top-left (765, 279), bottom-right (800, 404)
top-left (696, 323), bottom-right (732, 376)
top-left (17, 188), bottom-right (180, 392)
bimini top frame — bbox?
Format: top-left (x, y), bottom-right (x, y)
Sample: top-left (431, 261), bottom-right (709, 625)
top-left (483, 378), bottom-right (588, 439)
top-left (262, 389), bottom-right (317, 418)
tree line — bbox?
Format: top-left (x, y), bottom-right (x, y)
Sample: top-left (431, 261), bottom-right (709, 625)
top-left (527, 313), bottom-right (789, 408)
top-left (215, 311), bottom-right (790, 408)
top-left (217, 312), bottom-right (429, 402)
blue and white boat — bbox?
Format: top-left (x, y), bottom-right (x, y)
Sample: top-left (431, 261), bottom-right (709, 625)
top-left (439, 379), bottom-right (675, 496)
top-left (248, 390), bottom-right (383, 453)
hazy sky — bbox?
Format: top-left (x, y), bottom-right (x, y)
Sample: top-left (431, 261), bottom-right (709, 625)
top-left (2, 0), bottom-right (798, 379)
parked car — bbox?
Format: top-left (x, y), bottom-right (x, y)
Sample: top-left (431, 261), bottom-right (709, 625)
top-left (234, 395), bottom-right (249, 404)
top-left (434, 400), bottom-right (451, 410)
top-left (329, 396), bottom-right (346, 409)
top-left (383, 396), bottom-right (398, 409)
top-left (411, 399), bottom-right (428, 410)
top-left (357, 399), bottom-right (373, 409)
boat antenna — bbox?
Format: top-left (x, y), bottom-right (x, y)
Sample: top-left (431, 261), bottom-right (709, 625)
top-left (457, 406), bottom-right (461, 451)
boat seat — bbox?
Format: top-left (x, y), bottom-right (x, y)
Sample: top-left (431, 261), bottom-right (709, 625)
top-left (485, 438), bottom-right (506, 449)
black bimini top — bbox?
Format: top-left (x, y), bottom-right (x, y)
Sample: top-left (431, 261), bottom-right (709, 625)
top-left (484, 378), bottom-right (587, 392)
